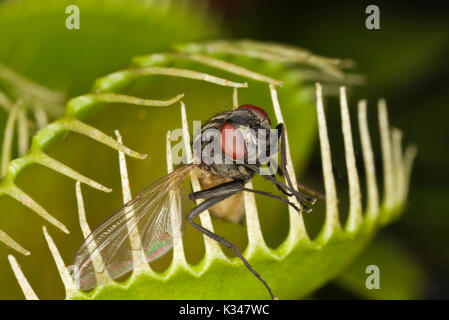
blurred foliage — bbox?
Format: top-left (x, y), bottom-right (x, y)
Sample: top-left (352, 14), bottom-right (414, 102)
top-left (0, 0), bottom-right (219, 97)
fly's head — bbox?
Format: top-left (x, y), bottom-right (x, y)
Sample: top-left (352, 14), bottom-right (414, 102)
top-left (195, 104), bottom-right (275, 179)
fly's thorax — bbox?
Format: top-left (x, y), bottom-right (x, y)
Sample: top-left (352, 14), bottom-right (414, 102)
top-left (199, 161), bottom-right (255, 180)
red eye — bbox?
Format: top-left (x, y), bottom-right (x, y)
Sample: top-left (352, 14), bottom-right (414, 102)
top-left (239, 104), bottom-right (271, 125)
top-left (220, 122), bottom-right (247, 160)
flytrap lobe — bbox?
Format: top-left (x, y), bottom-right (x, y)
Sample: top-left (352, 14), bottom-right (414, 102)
top-left (2, 40), bottom-right (415, 300)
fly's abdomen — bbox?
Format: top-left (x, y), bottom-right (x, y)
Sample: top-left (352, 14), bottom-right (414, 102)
top-left (197, 171), bottom-right (246, 224)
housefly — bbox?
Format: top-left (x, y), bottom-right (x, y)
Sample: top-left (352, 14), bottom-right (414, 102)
top-left (72, 104), bottom-right (319, 299)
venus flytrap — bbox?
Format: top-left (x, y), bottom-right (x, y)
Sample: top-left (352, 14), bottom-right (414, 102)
top-left (7, 255), bottom-right (37, 300)
top-left (0, 63), bottom-right (64, 120)
top-left (93, 67), bottom-right (248, 93)
top-left (339, 87), bottom-right (362, 233)
top-left (10, 82), bottom-right (414, 299)
top-left (132, 53), bottom-right (282, 86)
top-left (75, 181), bottom-right (112, 287)
top-left (379, 99), bottom-right (395, 218)
top-left (42, 226), bottom-right (79, 298)
top-left (269, 84), bottom-right (309, 245)
top-left (357, 100), bottom-right (379, 225)
top-left (315, 83), bottom-right (340, 243)
top-left (180, 102), bottom-right (226, 262)
top-left (232, 91), bottom-right (269, 257)
top-left (174, 40), bottom-right (352, 79)
top-left (166, 131), bottom-right (189, 270)
top-left (114, 130), bottom-right (151, 273)
top-left (0, 230), bottom-right (30, 256)
top-left (0, 94), bottom-right (184, 235)
top-left (2, 40), bottom-right (414, 299)
top-left (0, 43), bottom-right (273, 256)
top-left (1, 99), bottom-right (24, 177)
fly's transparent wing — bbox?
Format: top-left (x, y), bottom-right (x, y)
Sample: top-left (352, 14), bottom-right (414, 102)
top-left (72, 165), bottom-right (194, 291)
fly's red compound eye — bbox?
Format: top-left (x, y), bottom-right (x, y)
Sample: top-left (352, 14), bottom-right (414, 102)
top-left (220, 122), bottom-right (247, 160)
top-left (239, 104), bottom-right (271, 125)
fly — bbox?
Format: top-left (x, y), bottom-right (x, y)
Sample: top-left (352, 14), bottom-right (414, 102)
top-left (72, 104), bottom-right (321, 299)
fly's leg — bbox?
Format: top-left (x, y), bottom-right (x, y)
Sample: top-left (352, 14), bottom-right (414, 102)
top-left (276, 122), bottom-right (313, 205)
top-left (186, 191), bottom-right (276, 300)
top-left (276, 122), bottom-right (324, 201)
top-left (190, 179), bottom-right (299, 211)
top-left (276, 123), bottom-right (318, 208)
top-left (245, 162), bottom-right (313, 212)
top-left (268, 161), bottom-right (293, 197)
top-left (263, 174), bottom-right (312, 212)
top-left (242, 187), bottom-right (299, 211)
top-left (189, 180), bottom-right (245, 200)
top-left (273, 182), bottom-right (293, 197)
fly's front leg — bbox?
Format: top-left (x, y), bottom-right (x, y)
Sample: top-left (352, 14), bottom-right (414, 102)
top-left (268, 161), bottom-right (293, 197)
top-left (263, 174), bottom-right (312, 213)
top-left (190, 178), bottom-right (298, 211)
top-left (276, 123), bottom-right (324, 201)
top-left (245, 163), bottom-right (312, 212)
top-left (186, 183), bottom-right (275, 300)
top-left (276, 123), bottom-right (317, 208)
top-left (189, 179), bottom-right (245, 200)
top-left (242, 187), bottom-right (299, 211)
